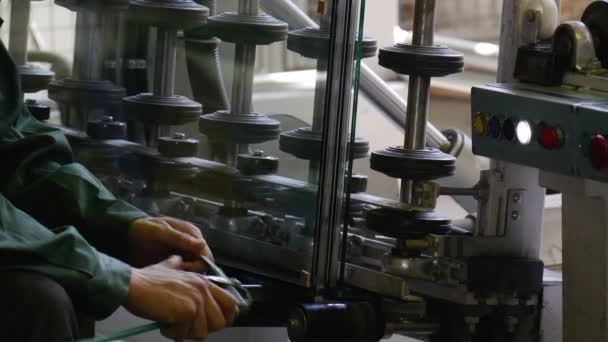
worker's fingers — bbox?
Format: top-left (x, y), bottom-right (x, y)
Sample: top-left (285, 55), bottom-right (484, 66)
top-left (161, 323), bottom-right (190, 342)
top-left (160, 221), bottom-right (207, 256)
top-left (161, 255), bottom-right (184, 270)
top-left (162, 217), bottom-right (214, 259)
top-left (203, 285), bottom-right (227, 332)
top-left (162, 217), bottom-right (204, 239)
top-left (188, 302), bottom-right (208, 341)
top-left (180, 261), bottom-right (207, 273)
top-left (208, 282), bottom-right (238, 326)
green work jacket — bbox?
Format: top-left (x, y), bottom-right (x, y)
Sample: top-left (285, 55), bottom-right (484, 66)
top-left (0, 36), bottom-right (147, 318)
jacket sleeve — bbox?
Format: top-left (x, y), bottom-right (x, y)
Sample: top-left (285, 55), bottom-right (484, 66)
top-left (0, 193), bottom-right (132, 319)
top-left (2, 104), bottom-right (148, 260)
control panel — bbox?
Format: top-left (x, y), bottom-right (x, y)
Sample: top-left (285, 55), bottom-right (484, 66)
top-left (471, 83), bottom-right (608, 182)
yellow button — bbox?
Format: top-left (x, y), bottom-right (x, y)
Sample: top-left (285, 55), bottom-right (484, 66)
top-left (474, 114), bottom-right (488, 136)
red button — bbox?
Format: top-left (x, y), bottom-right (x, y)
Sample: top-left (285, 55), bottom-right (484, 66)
top-left (590, 135), bottom-right (608, 170)
top-left (540, 126), bottom-right (561, 150)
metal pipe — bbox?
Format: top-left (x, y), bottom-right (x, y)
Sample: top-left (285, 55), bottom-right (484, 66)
top-left (259, 0), bottom-right (451, 149)
top-left (153, 29), bottom-right (177, 97)
top-left (9, 0), bottom-right (31, 66)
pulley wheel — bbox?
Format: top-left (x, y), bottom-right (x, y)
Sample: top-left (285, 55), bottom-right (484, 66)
top-left (379, 44), bottom-right (464, 77)
top-left (56, 0), bottom-right (129, 11)
top-left (87, 116), bottom-right (127, 140)
top-left (287, 27), bottom-right (378, 59)
top-left (48, 78), bottom-right (125, 107)
top-left (129, 0), bottom-right (208, 30)
top-left (280, 127), bottom-right (370, 161)
top-left (366, 207), bottom-right (451, 239)
top-left (582, 0), bottom-right (608, 68)
top-left (199, 110), bottom-right (281, 144)
top-left (18, 64), bottom-right (54, 93)
top-left (207, 13), bottom-right (288, 45)
top-left (123, 93), bottom-right (202, 125)
top-left (158, 133), bottom-right (199, 158)
top-left (370, 147), bottom-right (455, 181)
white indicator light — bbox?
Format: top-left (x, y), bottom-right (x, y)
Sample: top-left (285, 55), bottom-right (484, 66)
top-left (516, 120), bottom-right (533, 145)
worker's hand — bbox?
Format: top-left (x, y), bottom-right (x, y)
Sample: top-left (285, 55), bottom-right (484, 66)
top-left (128, 217), bottom-right (212, 270)
top-left (125, 256), bottom-right (238, 341)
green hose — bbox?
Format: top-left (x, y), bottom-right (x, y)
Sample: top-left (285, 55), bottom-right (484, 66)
top-left (78, 322), bottom-right (163, 342)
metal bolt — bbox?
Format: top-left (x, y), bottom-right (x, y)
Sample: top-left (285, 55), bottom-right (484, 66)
top-left (512, 193), bottom-right (521, 203)
top-left (101, 116), bottom-right (114, 122)
top-left (173, 132), bottom-right (186, 140)
top-left (511, 210), bottom-right (519, 220)
top-left (253, 150), bottom-right (264, 156)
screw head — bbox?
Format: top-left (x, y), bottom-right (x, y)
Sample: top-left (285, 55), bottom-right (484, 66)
top-left (513, 193), bottom-right (521, 203)
top-left (173, 132), bottom-right (186, 139)
top-left (511, 210), bottom-right (520, 220)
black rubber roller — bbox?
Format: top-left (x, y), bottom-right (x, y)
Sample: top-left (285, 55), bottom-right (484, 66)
top-left (207, 13), bottom-right (288, 45)
top-left (370, 147), bottom-right (455, 181)
top-left (158, 133), bottom-right (199, 158)
top-left (123, 94), bottom-right (202, 125)
top-left (582, 0), bottom-right (608, 68)
top-left (87, 116), bottom-right (127, 140)
top-left (129, 0), bottom-right (209, 30)
top-left (56, 0), bottom-right (129, 11)
top-left (280, 127), bottom-right (369, 161)
top-left (237, 152), bottom-right (279, 175)
top-left (199, 111), bottom-right (281, 144)
top-left (287, 27), bottom-right (377, 60)
top-left (379, 44), bottom-right (464, 77)
top-left (48, 79), bottom-right (125, 107)
top-left (366, 207), bottom-right (451, 239)
top-left (18, 64), bottom-right (54, 93)
top-left (349, 174), bottom-right (368, 194)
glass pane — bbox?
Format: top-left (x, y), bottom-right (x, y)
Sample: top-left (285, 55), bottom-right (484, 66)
top-left (8, 0), bottom-right (359, 287)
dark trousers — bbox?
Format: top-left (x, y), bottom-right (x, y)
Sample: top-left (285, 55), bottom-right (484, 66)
top-left (0, 271), bottom-right (93, 341)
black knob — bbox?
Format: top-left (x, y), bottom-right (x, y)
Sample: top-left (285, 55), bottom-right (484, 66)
top-left (158, 133), bottom-right (199, 158)
top-left (87, 116), bottom-right (128, 140)
top-left (237, 150), bottom-right (279, 175)
top-left (26, 99), bottom-right (50, 121)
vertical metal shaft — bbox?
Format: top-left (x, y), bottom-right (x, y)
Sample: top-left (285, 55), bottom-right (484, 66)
top-left (223, 0), bottom-right (260, 167)
top-left (230, 0), bottom-right (259, 114)
top-left (230, 44), bottom-right (256, 114)
top-left (308, 2), bottom-right (333, 184)
top-left (9, 0), bottom-right (31, 66)
top-left (400, 0), bottom-right (436, 204)
top-left (114, 13), bottom-right (127, 86)
top-left (404, 0), bottom-right (435, 149)
top-left (73, 11), bottom-right (104, 81)
top-left (153, 28), bottom-right (177, 97)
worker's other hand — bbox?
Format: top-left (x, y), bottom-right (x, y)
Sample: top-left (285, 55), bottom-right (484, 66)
top-left (125, 256), bottom-right (237, 341)
top-left (128, 217), bottom-right (212, 270)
